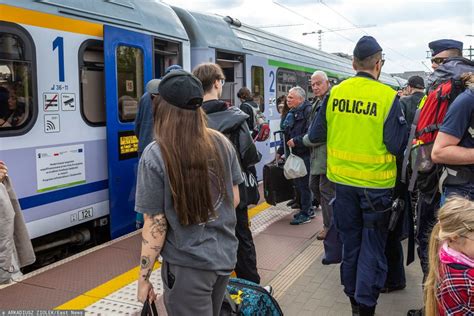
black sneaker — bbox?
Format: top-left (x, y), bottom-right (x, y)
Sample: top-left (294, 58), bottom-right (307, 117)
top-left (286, 199), bottom-right (296, 206)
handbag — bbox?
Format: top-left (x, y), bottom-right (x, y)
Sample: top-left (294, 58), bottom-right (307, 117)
top-left (283, 148), bottom-right (307, 179)
top-left (239, 169), bottom-right (260, 206)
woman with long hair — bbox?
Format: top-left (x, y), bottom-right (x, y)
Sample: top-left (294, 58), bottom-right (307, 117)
top-left (135, 70), bottom-right (243, 315)
top-left (424, 196), bottom-right (474, 316)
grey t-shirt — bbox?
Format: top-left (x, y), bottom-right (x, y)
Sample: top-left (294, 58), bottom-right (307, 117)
top-left (135, 132), bottom-right (243, 272)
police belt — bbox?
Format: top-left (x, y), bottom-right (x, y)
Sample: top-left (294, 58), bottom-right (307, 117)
top-left (444, 166), bottom-right (474, 186)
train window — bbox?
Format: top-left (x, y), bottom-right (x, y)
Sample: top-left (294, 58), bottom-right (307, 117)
top-left (276, 68), bottom-right (297, 99)
top-left (79, 40), bottom-right (105, 126)
top-left (251, 66), bottom-right (265, 112)
top-left (116, 46), bottom-right (143, 122)
top-left (276, 68), bottom-right (312, 99)
top-left (0, 23), bottom-right (36, 136)
top-left (153, 39), bottom-right (181, 78)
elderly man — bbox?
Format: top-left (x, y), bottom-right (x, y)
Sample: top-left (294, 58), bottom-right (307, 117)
top-left (309, 36), bottom-right (407, 316)
top-left (303, 71), bottom-right (334, 239)
top-left (285, 86), bottom-right (313, 225)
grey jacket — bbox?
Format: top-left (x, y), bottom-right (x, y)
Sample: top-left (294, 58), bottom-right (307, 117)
top-left (204, 100), bottom-right (260, 169)
top-left (0, 177), bottom-right (35, 283)
top-left (303, 95), bottom-right (328, 175)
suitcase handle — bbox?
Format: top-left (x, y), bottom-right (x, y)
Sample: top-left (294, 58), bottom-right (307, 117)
top-left (273, 130), bottom-right (287, 162)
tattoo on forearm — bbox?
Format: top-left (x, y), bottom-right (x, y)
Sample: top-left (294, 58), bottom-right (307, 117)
top-left (142, 238), bottom-right (149, 245)
top-left (150, 215), bottom-right (167, 239)
top-left (142, 269), bottom-right (152, 281)
top-left (141, 256), bottom-right (151, 269)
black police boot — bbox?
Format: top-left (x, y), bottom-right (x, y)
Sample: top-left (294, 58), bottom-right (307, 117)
top-left (349, 297), bottom-right (359, 316)
top-left (359, 305), bottom-right (375, 316)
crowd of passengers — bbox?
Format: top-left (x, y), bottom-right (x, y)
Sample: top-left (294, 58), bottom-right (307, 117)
top-left (1, 35), bottom-right (472, 316)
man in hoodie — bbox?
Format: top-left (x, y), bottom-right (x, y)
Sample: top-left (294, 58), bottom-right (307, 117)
top-left (286, 86), bottom-right (313, 225)
top-left (192, 63), bottom-right (262, 284)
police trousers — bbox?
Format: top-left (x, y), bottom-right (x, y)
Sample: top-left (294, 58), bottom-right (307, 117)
top-left (333, 184), bottom-right (391, 307)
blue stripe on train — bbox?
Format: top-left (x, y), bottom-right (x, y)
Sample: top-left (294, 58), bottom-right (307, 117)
top-left (18, 180), bottom-right (109, 210)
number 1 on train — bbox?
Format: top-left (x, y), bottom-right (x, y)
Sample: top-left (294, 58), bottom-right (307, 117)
top-left (53, 36), bottom-right (65, 82)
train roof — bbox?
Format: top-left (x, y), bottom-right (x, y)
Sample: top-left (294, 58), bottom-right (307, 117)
top-left (2, 0), bottom-right (189, 41)
top-left (171, 6), bottom-right (401, 87)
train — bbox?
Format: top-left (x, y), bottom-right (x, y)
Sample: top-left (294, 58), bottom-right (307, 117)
top-left (0, 0), bottom-right (405, 266)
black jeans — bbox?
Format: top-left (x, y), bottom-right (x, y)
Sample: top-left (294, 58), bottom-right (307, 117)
top-left (234, 204), bottom-right (260, 284)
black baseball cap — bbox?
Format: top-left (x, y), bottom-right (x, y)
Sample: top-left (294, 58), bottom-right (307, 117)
top-left (158, 70), bottom-right (204, 110)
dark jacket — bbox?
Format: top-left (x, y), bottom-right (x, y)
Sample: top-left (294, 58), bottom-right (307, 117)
top-left (203, 99), bottom-right (260, 169)
top-left (134, 92), bottom-right (154, 156)
top-left (400, 91), bottom-right (424, 127)
top-left (279, 100), bottom-right (312, 157)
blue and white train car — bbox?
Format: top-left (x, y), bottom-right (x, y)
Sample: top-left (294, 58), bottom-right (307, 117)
top-left (0, 1), bottom-right (403, 263)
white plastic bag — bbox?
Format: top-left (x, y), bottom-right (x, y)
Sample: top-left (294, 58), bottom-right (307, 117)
top-left (283, 149), bottom-right (307, 179)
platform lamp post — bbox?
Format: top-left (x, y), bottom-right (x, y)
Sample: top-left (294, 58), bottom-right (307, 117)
top-left (465, 35), bottom-right (474, 60)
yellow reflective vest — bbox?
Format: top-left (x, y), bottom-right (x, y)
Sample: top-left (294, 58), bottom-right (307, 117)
top-left (326, 76), bottom-right (398, 189)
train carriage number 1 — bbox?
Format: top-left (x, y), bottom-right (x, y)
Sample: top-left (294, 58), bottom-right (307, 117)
top-left (53, 37), bottom-right (65, 82)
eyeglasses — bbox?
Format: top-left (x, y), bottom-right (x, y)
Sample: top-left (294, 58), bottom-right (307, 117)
top-left (378, 59), bottom-right (385, 66)
top-left (220, 79), bottom-right (226, 86)
top-left (431, 57), bottom-right (447, 65)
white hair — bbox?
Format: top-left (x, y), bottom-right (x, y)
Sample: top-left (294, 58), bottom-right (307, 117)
top-left (289, 86), bottom-right (306, 100)
top-left (311, 70), bottom-right (329, 81)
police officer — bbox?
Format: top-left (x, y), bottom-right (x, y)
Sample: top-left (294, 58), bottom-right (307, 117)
top-left (432, 73), bottom-right (474, 200)
top-left (308, 36), bottom-right (407, 316)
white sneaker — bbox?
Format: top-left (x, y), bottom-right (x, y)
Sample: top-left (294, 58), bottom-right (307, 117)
top-left (263, 285), bottom-right (273, 295)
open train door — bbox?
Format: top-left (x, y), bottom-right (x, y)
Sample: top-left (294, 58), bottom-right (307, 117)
top-left (104, 25), bottom-right (153, 238)
top-left (245, 55), bottom-right (277, 180)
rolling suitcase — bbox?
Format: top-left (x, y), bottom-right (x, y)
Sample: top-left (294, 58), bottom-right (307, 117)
top-left (263, 131), bottom-right (293, 206)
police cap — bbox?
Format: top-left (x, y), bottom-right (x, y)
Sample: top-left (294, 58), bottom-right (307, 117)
top-left (428, 39), bottom-right (463, 56)
top-left (353, 36), bottom-right (382, 60)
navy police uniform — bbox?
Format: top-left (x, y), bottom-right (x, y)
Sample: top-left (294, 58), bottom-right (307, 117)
top-left (309, 36), bottom-right (407, 315)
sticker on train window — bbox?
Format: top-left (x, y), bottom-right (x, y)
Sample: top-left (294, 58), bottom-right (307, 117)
top-left (118, 130), bottom-right (138, 160)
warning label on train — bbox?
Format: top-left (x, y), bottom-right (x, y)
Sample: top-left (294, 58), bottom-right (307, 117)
top-left (43, 93), bottom-right (59, 111)
top-left (118, 130), bottom-right (138, 160)
top-left (36, 144), bottom-right (86, 193)
top-left (61, 93), bottom-right (76, 111)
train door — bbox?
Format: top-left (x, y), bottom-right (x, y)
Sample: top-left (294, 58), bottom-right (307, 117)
top-left (104, 25), bottom-right (152, 238)
top-left (245, 55), bottom-right (277, 180)
top-left (216, 51), bottom-right (243, 106)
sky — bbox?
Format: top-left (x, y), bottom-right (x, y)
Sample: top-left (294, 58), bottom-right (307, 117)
top-left (163, 0), bottom-right (474, 74)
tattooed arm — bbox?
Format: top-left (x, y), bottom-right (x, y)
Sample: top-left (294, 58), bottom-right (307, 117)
top-left (137, 212), bottom-right (168, 303)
